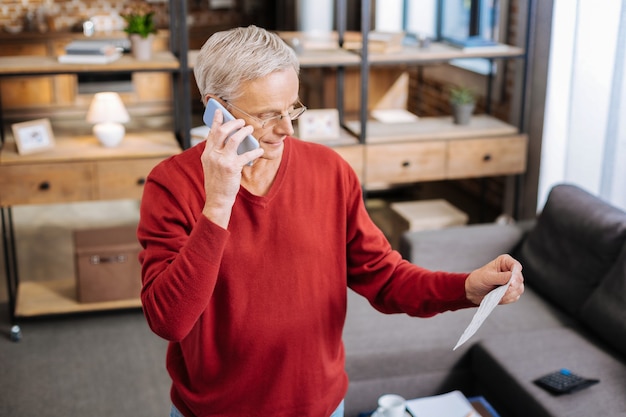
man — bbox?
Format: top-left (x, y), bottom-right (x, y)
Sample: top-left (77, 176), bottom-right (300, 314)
top-left (137, 25), bottom-right (524, 417)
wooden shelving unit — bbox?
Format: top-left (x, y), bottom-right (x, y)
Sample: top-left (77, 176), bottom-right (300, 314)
top-left (0, 0), bottom-right (531, 340)
top-left (0, 0), bottom-right (188, 339)
top-left (267, 33), bottom-right (529, 191)
top-left (290, 0), bottom-right (527, 195)
top-left (1, 133), bottom-right (181, 326)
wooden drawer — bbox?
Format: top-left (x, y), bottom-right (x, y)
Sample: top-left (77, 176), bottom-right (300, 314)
top-left (365, 141), bottom-right (446, 187)
top-left (95, 158), bottom-right (163, 200)
top-left (0, 162), bottom-right (95, 205)
top-left (332, 144), bottom-right (364, 182)
top-left (446, 134), bottom-right (528, 179)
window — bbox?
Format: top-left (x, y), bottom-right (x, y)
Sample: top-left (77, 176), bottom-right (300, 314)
top-left (439, 0), bottom-right (501, 43)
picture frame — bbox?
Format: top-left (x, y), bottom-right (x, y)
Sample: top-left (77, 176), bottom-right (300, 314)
top-left (297, 109), bottom-right (341, 141)
top-left (11, 118), bottom-right (56, 155)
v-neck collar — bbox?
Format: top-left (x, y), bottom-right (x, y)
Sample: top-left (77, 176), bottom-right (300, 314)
top-left (237, 137), bottom-right (291, 208)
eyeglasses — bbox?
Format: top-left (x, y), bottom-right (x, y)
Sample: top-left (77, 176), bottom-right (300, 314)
top-left (221, 98), bottom-right (307, 129)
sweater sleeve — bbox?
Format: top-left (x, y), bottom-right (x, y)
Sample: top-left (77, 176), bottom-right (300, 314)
top-left (137, 151), bottom-right (228, 341)
top-left (344, 176), bottom-right (475, 317)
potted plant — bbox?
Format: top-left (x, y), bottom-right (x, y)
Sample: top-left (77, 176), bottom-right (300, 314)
top-left (121, 2), bottom-right (157, 60)
top-left (448, 85), bottom-right (476, 125)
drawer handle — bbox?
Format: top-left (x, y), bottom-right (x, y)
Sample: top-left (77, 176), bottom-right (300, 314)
top-left (401, 161), bottom-right (411, 168)
top-left (38, 181), bottom-right (50, 191)
top-left (90, 254), bottom-right (127, 264)
top-left (483, 154), bottom-right (492, 162)
top-left (136, 177), bottom-right (146, 186)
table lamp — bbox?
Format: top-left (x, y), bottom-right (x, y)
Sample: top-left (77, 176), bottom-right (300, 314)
top-left (86, 92), bottom-right (130, 147)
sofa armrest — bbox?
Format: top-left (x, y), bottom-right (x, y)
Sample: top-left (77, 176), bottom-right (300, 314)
top-left (399, 221), bottom-right (533, 272)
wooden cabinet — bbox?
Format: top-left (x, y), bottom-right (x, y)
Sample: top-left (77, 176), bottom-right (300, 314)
top-left (0, 141), bottom-right (172, 206)
top-left (0, 132), bottom-right (181, 319)
top-left (339, 115), bottom-right (527, 189)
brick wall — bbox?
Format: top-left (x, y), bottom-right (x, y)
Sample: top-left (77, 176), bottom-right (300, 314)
top-left (0, 0), bottom-right (170, 33)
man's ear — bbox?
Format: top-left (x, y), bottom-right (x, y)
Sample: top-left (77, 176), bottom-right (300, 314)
top-left (204, 94), bottom-right (218, 106)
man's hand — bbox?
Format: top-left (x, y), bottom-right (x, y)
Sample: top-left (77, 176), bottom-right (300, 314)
top-left (465, 254), bottom-right (524, 305)
top-left (201, 109), bottom-right (264, 228)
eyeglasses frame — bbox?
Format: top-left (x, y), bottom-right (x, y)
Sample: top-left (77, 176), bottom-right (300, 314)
top-left (220, 97), bottom-right (307, 129)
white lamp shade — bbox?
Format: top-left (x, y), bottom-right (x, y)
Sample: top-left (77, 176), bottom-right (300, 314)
top-left (86, 92), bottom-right (130, 124)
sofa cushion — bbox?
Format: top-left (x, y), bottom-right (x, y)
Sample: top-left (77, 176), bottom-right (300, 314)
top-left (580, 243), bottom-right (626, 357)
top-left (471, 327), bottom-right (626, 417)
top-left (514, 184), bottom-right (626, 315)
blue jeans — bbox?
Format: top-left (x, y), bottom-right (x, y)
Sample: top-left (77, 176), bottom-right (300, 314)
top-left (170, 400), bottom-right (344, 417)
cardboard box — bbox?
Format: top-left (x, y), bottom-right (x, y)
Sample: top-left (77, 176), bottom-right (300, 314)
top-left (389, 199), bottom-right (469, 248)
top-left (73, 225), bottom-right (142, 303)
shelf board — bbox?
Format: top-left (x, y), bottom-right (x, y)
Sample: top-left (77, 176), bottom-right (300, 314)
top-left (1, 131), bottom-right (181, 165)
top-left (15, 278), bottom-right (141, 318)
top-left (366, 42), bottom-right (524, 65)
top-left (293, 49), bottom-right (361, 68)
top-left (275, 32), bottom-right (523, 66)
top-left (190, 40), bottom-right (522, 70)
top-left (345, 114), bottom-right (519, 144)
top-left (0, 51), bottom-right (180, 76)
top-left (187, 48), bottom-right (360, 69)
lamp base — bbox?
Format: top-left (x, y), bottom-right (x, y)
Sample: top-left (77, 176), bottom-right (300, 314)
top-left (93, 122), bottom-right (125, 147)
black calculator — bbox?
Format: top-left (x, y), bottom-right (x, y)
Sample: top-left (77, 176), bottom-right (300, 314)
top-left (533, 369), bottom-right (599, 395)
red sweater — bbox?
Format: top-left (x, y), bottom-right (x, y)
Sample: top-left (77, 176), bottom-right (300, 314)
top-left (137, 137), bottom-right (472, 417)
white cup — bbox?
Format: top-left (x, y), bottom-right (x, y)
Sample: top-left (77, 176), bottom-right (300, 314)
top-left (376, 394), bottom-right (406, 417)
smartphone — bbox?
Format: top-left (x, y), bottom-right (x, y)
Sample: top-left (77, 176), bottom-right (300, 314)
top-left (203, 98), bottom-right (260, 156)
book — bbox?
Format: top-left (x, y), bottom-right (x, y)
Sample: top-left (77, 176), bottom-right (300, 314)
top-left (64, 40), bottom-right (120, 56)
top-left (57, 51), bottom-right (122, 64)
top-left (343, 31), bottom-right (405, 54)
top-left (443, 36), bottom-right (510, 53)
top-left (371, 109), bottom-right (419, 123)
top-left (406, 390), bottom-right (479, 417)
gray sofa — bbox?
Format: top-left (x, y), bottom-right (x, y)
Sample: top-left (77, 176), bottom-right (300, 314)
top-left (342, 184), bottom-right (626, 417)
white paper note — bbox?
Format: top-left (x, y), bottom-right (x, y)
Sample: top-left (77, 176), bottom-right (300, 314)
top-left (406, 390), bottom-right (476, 417)
top-left (453, 265), bottom-right (519, 350)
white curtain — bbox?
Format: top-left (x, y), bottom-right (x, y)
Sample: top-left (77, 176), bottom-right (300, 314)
top-left (539, 0), bottom-right (626, 210)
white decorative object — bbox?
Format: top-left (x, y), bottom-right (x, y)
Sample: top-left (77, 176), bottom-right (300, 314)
top-left (296, 109), bottom-right (340, 141)
top-left (130, 33), bottom-right (154, 61)
top-left (86, 92), bottom-right (130, 147)
top-left (11, 118), bottom-right (56, 154)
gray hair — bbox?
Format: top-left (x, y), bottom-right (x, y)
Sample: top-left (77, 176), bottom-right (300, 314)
top-left (194, 25), bottom-right (300, 105)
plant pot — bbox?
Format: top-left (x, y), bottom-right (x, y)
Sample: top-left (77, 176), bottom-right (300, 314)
top-left (130, 33), bottom-right (154, 61)
top-left (452, 103), bottom-right (475, 125)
